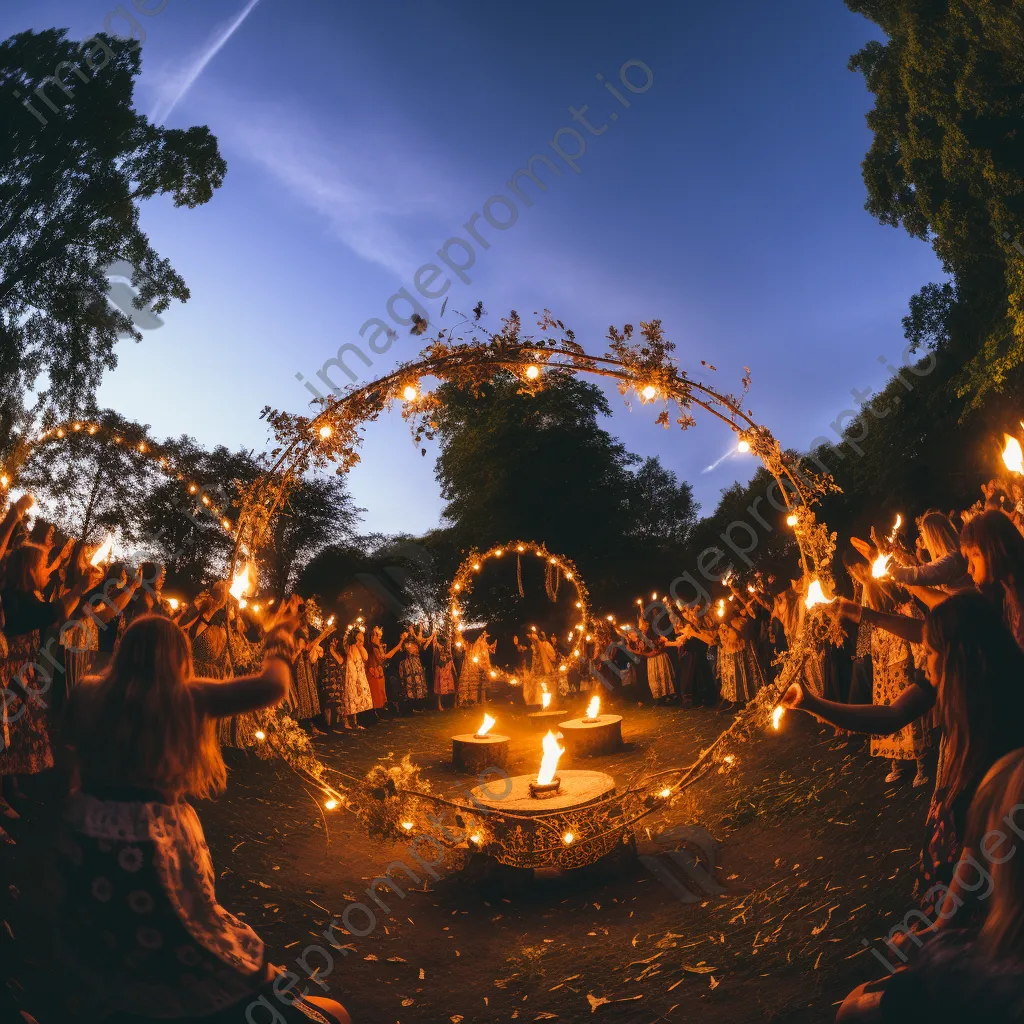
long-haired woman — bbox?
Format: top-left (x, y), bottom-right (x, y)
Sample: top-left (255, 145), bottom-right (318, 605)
top-left (783, 590), bottom-right (1024, 915)
top-left (960, 508), bottom-right (1024, 650)
top-left (886, 510), bottom-right (972, 598)
top-left (58, 602), bottom-right (349, 1023)
top-left (837, 748), bottom-right (1024, 1022)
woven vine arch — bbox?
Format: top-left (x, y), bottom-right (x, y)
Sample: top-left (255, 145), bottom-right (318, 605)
top-left (447, 539), bottom-right (591, 657)
top-left (236, 315), bottom-right (839, 598)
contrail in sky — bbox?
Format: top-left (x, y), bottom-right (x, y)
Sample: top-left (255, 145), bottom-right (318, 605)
top-left (149, 0), bottom-right (263, 123)
top-left (701, 448), bottom-right (737, 474)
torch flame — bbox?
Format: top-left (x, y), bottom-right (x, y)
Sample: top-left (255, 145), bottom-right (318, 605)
top-left (772, 706), bottom-right (785, 730)
top-left (804, 579), bottom-right (834, 610)
top-left (888, 514), bottom-right (903, 543)
top-left (872, 553), bottom-right (892, 579)
top-left (89, 533), bottom-right (114, 567)
top-left (585, 696), bottom-right (600, 720)
top-left (229, 562), bottom-right (252, 602)
top-left (1003, 435), bottom-right (1024, 475)
top-left (476, 713), bottom-right (496, 738)
top-left (716, 598), bottom-right (726, 618)
top-left (541, 692), bottom-right (552, 709)
top-left (536, 730), bottom-right (564, 786)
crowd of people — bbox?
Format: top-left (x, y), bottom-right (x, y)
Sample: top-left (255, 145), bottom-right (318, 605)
top-left (6, 473), bottom-right (1024, 1021)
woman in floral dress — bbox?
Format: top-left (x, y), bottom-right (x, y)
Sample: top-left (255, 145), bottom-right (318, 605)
top-left (395, 626), bottom-right (430, 712)
top-left (431, 631), bottom-right (456, 710)
top-left (318, 635), bottom-right (346, 730)
top-left (1, 544), bottom-right (100, 822)
top-left (342, 629), bottom-right (373, 728)
top-left (58, 604), bottom-right (349, 1023)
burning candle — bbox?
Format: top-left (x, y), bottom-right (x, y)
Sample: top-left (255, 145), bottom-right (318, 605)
top-left (872, 553), bottom-right (892, 579)
top-left (476, 714), bottom-right (496, 738)
top-left (585, 696), bottom-right (601, 720)
top-left (772, 706), bottom-right (785, 730)
top-left (1003, 435), bottom-right (1024, 475)
top-left (89, 533), bottom-right (114, 566)
top-left (804, 579), bottom-right (834, 610)
top-left (536, 730), bottom-right (564, 786)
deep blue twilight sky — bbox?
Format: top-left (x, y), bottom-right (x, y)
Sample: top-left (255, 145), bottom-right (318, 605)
top-left (8, 0), bottom-right (943, 535)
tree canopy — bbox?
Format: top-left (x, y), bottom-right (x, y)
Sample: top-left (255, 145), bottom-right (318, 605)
top-left (846, 1), bottom-right (1024, 408)
top-left (0, 28), bottom-right (226, 450)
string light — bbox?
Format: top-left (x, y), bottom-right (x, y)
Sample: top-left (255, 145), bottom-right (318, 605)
top-left (325, 798), bottom-right (338, 810)
top-left (640, 385), bottom-right (658, 401)
top-left (562, 832), bottom-right (574, 845)
top-left (318, 424), bottom-right (333, 439)
top-left (403, 384), bottom-right (419, 401)
top-left (737, 439), bottom-right (750, 453)
top-left (786, 513), bottom-right (798, 527)
top-left (525, 364), bottom-right (540, 380)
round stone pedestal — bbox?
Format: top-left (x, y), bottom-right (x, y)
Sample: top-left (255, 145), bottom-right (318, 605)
top-left (451, 733), bottom-right (509, 774)
top-left (468, 770), bottom-right (623, 870)
top-left (558, 715), bottom-right (623, 757)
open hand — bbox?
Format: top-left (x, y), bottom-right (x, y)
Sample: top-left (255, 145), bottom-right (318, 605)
top-left (781, 682), bottom-right (806, 710)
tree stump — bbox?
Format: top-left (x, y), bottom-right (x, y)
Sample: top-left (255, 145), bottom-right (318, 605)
top-left (451, 733), bottom-right (509, 774)
top-left (558, 716), bottom-right (623, 757)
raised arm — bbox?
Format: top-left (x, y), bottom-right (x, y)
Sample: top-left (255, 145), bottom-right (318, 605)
top-left (0, 495), bottom-right (33, 561)
top-left (191, 627), bottom-right (297, 719)
top-left (782, 679), bottom-right (934, 734)
top-left (837, 599), bottom-right (925, 646)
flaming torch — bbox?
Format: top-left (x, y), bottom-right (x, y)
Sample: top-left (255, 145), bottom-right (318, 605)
top-left (772, 706), bottom-right (785, 730)
top-left (804, 579), bottom-right (834, 610)
top-left (872, 553), bottom-right (892, 579)
top-left (529, 730), bottom-right (564, 798)
top-left (229, 562), bottom-right (252, 603)
top-left (541, 691), bottom-right (552, 710)
top-left (1003, 435), bottom-right (1024, 476)
top-left (89, 533), bottom-right (114, 567)
top-left (583, 696), bottom-right (601, 723)
top-left (475, 714), bottom-right (495, 738)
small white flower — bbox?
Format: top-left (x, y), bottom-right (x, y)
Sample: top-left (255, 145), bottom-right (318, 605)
top-left (118, 846), bottom-right (143, 873)
top-left (91, 877), bottom-right (113, 902)
top-left (127, 890), bottom-right (154, 914)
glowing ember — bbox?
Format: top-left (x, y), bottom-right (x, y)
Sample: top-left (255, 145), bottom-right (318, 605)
top-left (772, 706), bottom-right (785, 730)
top-left (804, 579), bottom-right (833, 610)
top-left (585, 696), bottom-right (601, 720)
top-left (537, 731), bottom-right (564, 786)
top-left (325, 798), bottom-right (338, 810)
top-left (872, 553), bottom-right (892, 579)
top-left (541, 692), bottom-right (552, 710)
top-left (229, 563), bottom-right (252, 602)
top-left (89, 533), bottom-right (114, 566)
top-left (476, 714), bottom-right (496, 738)
top-left (1003, 435), bottom-right (1024, 475)
top-left (737, 439), bottom-right (750, 453)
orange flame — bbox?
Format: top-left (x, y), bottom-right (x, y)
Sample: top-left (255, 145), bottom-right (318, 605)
top-left (585, 696), bottom-right (600, 720)
top-left (89, 533), bottom-right (114, 567)
top-left (476, 714), bottom-right (496, 738)
top-left (537, 730), bottom-right (564, 786)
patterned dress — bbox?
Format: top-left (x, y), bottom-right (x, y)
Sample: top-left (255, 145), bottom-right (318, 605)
top-left (717, 621), bottom-right (761, 704)
top-left (292, 641), bottom-right (321, 722)
top-left (319, 649), bottom-right (345, 712)
top-left (343, 645), bottom-right (373, 717)
top-left (647, 649), bottom-right (676, 699)
top-left (0, 631), bottom-right (54, 776)
top-left (870, 611), bottom-right (930, 762)
top-left (399, 640), bottom-right (428, 701)
top-left (433, 654), bottom-right (455, 696)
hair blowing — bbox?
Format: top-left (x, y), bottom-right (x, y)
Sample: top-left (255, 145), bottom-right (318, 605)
top-left (924, 591), bottom-right (1024, 813)
top-left (68, 615), bottom-right (226, 800)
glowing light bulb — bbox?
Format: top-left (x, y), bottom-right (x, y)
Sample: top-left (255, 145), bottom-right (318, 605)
top-left (562, 832), bottom-right (574, 845)
top-left (318, 425), bottom-right (332, 439)
top-left (525, 364), bottom-right (540, 380)
top-left (255, 730), bottom-right (266, 741)
top-left (403, 385), bottom-right (418, 401)
top-left (325, 798), bottom-right (338, 810)
top-left (737, 439), bottom-right (750, 453)
top-left (659, 788), bottom-right (671, 798)
top-left (641, 385), bottom-right (658, 401)
top-left (401, 821), bottom-right (414, 831)
top-left (786, 513), bottom-right (798, 527)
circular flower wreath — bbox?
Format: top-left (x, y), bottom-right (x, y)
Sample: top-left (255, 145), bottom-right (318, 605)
top-left (448, 540), bottom-right (590, 655)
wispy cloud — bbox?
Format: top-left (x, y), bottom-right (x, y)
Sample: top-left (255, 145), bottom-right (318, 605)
top-left (221, 102), bottom-right (455, 277)
top-left (149, 0), bottom-right (263, 124)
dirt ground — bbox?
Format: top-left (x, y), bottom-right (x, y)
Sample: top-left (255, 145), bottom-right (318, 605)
top-left (2, 693), bottom-right (933, 1024)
